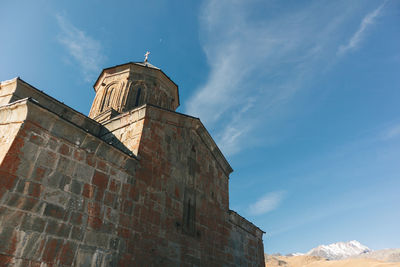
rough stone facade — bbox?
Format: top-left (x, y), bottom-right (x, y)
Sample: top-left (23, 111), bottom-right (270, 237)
top-left (0, 62), bottom-right (264, 266)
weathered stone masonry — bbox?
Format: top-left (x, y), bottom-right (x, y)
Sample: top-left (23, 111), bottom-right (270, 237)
top-left (0, 62), bottom-right (264, 266)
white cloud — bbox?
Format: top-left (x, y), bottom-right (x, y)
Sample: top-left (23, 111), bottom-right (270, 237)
top-left (337, 3), bottom-right (386, 55)
top-left (382, 124), bottom-right (400, 140)
top-left (248, 191), bottom-right (286, 216)
top-left (56, 15), bottom-right (105, 82)
top-left (185, 0), bottom-right (365, 156)
top-left (215, 97), bottom-right (256, 155)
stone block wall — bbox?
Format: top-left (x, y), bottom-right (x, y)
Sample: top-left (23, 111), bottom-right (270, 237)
top-left (0, 99), bottom-right (139, 266)
top-left (100, 106), bottom-right (147, 157)
top-left (228, 211), bottom-right (265, 266)
top-left (0, 78), bottom-right (265, 266)
top-left (94, 104), bottom-right (264, 266)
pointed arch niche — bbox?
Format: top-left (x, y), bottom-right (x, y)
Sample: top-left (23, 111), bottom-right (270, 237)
top-left (125, 83), bottom-right (145, 111)
top-left (99, 82), bottom-right (120, 113)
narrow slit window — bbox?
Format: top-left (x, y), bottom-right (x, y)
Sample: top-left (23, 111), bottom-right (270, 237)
top-left (135, 88), bottom-right (141, 106)
top-left (183, 189), bottom-right (196, 235)
top-left (186, 199), bottom-right (191, 228)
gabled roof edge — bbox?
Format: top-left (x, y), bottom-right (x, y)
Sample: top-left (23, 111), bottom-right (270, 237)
top-left (143, 104), bottom-right (233, 177)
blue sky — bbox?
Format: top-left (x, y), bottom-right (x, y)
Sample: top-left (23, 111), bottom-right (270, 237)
top-left (1, 0), bottom-right (399, 254)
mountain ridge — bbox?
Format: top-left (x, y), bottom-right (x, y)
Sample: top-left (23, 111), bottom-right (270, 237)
top-left (306, 240), bottom-right (371, 260)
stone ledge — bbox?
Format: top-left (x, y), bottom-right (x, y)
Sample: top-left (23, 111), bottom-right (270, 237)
top-left (1, 98), bottom-right (138, 168)
top-left (0, 78), bottom-right (102, 136)
top-left (146, 104), bottom-right (234, 177)
top-left (228, 209), bottom-right (265, 239)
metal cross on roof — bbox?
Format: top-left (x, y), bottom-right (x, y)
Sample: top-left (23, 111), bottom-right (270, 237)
top-left (144, 51), bottom-right (150, 62)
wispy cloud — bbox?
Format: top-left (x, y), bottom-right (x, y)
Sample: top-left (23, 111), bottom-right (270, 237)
top-left (248, 191), bottom-right (286, 216)
top-left (337, 3), bottom-right (386, 55)
top-left (185, 0), bottom-right (379, 156)
top-left (215, 97), bottom-right (255, 155)
top-left (382, 123), bottom-right (400, 140)
top-left (56, 15), bottom-right (105, 82)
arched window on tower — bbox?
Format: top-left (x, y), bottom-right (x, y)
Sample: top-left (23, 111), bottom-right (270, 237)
top-left (105, 87), bottom-right (114, 107)
top-left (100, 86), bottom-right (115, 112)
top-left (126, 86), bottom-right (142, 110)
top-left (135, 87), bottom-right (141, 107)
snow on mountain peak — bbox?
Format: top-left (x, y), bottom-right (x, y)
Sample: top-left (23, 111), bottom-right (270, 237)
top-left (306, 240), bottom-right (371, 260)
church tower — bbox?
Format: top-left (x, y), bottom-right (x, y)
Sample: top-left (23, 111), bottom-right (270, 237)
top-left (89, 60), bottom-right (179, 123)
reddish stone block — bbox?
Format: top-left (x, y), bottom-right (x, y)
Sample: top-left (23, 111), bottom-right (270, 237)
top-left (139, 207), bottom-right (149, 223)
top-left (122, 200), bottom-right (133, 215)
top-left (73, 150), bottom-right (85, 161)
top-left (88, 216), bottom-right (103, 230)
top-left (109, 179), bottom-right (120, 192)
top-left (150, 192), bottom-right (159, 202)
top-left (29, 134), bottom-right (45, 146)
top-left (0, 170), bottom-right (18, 190)
top-left (25, 181), bottom-right (42, 198)
top-left (86, 154), bottom-right (96, 167)
top-left (58, 144), bottom-right (71, 156)
top-left (165, 195), bottom-right (172, 209)
top-left (175, 185), bottom-right (180, 198)
top-left (119, 213), bottom-right (131, 228)
top-left (97, 160), bottom-right (108, 172)
top-left (82, 183), bottom-right (95, 199)
top-left (126, 239), bottom-right (136, 252)
top-left (133, 205), bottom-right (140, 218)
top-left (0, 153), bottom-right (20, 175)
top-left (128, 185), bottom-right (140, 202)
top-left (92, 171), bottom-right (109, 189)
top-left (121, 183), bottom-right (130, 199)
top-left (33, 166), bottom-right (46, 181)
top-left (11, 136), bottom-right (26, 152)
top-left (118, 253), bottom-right (135, 267)
top-left (87, 202), bottom-right (102, 218)
top-left (58, 241), bottom-right (77, 265)
top-left (151, 211), bottom-right (161, 226)
top-left (95, 188), bottom-right (105, 201)
top-left (117, 227), bottom-right (130, 239)
top-left (42, 238), bottom-right (63, 263)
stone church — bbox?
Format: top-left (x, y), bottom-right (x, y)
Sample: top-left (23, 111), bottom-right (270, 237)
top-left (0, 59), bottom-right (264, 266)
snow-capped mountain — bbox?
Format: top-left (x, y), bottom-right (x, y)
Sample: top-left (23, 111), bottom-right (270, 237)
top-left (286, 252), bottom-right (305, 257)
top-left (306, 240), bottom-right (371, 260)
